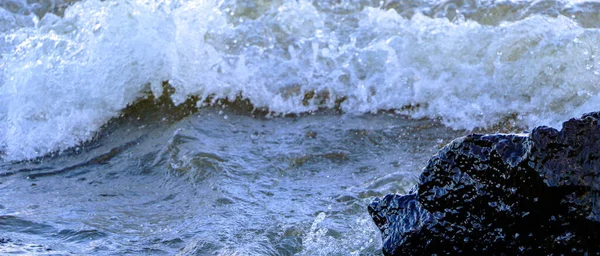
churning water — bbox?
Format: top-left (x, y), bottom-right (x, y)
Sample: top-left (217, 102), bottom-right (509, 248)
top-left (1, 0), bottom-right (599, 254)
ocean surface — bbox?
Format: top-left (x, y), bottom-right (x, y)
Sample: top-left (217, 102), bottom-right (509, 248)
top-left (1, 0), bottom-right (599, 254)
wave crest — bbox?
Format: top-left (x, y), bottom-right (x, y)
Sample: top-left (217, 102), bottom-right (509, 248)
top-left (2, 0), bottom-right (600, 161)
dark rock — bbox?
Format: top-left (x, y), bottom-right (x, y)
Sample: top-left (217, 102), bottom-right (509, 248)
top-left (368, 193), bottom-right (434, 255)
top-left (368, 112), bottom-right (600, 255)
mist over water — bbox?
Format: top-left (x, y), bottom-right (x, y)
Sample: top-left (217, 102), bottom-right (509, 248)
top-left (1, 0), bottom-right (600, 254)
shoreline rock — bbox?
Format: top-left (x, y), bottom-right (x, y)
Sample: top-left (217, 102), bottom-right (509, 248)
top-left (368, 112), bottom-right (600, 255)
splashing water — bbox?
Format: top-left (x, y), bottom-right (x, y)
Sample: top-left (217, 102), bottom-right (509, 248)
top-left (1, 0), bottom-right (600, 160)
top-left (2, 1), bottom-right (600, 254)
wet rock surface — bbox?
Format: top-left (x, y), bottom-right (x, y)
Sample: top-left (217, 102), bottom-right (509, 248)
top-left (368, 112), bottom-right (600, 255)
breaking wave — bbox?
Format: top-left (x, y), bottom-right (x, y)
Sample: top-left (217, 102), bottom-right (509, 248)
top-left (2, 0), bottom-right (600, 160)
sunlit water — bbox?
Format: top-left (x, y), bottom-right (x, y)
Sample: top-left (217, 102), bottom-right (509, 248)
top-left (1, 0), bottom-right (599, 254)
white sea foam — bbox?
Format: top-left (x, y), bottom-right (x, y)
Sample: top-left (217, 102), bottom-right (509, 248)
top-left (2, 0), bottom-right (600, 160)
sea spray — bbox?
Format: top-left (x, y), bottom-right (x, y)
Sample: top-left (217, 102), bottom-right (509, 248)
top-left (1, 0), bottom-right (600, 161)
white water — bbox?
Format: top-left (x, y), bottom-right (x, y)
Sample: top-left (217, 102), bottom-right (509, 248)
top-left (2, 0), bottom-right (600, 161)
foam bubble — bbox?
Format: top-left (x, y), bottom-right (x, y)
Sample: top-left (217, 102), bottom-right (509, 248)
top-left (2, 0), bottom-right (600, 160)
top-left (1, 0), bottom-right (178, 160)
top-left (298, 212), bottom-right (381, 255)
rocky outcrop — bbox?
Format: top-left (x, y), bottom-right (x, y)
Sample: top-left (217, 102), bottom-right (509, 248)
top-left (368, 112), bottom-right (600, 255)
